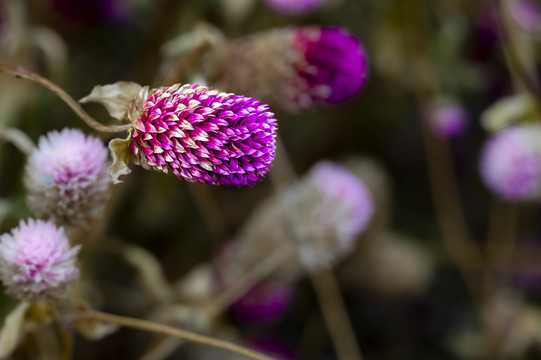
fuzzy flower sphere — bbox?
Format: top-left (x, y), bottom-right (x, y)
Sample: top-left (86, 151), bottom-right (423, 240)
top-left (480, 124), bottom-right (541, 201)
top-left (284, 161), bottom-right (374, 270)
top-left (263, 0), bottom-right (325, 16)
top-left (25, 129), bottom-right (111, 226)
top-left (129, 84), bottom-right (277, 186)
top-left (203, 26), bottom-right (368, 113)
top-left (429, 103), bottom-right (469, 139)
top-left (0, 219), bottom-right (80, 301)
top-left (24, 129), bottom-right (110, 225)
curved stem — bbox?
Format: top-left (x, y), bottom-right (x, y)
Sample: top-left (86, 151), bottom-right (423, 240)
top-left (203, 245), bottom-right (294, 318)
top-left (493, 0), bottom-right (541, 100)
top-left (310, 269), bottom-right (364, 360)
top-left (399, 0), bottom-right (491, 309)
top-left (162, 39), bottom-right (212, 86)
top-left (0, 66), bottom-right (132, 133)
top-left (0, 128), bottom-right (34, 155)
top-left (80, 309), bottom-right (274, 360)
top-left (48, 303), bottom-right (73, 360)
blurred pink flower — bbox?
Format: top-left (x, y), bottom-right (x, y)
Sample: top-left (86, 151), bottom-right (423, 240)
top-left (284, 161), bottom-right (374, 270)
top-left (203, 27), bottom-right (368, 113)
top-left (0, 219), bottom-right (80, 301)
top-left (429, 103), bottom-right (469, 139)
top-left (25, 128), bottom-right (111, 226)
top-left (480, 124), bottom-right (541, 201)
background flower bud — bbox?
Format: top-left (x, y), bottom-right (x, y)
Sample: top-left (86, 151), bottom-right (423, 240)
top-left (202, 26), bottom-right (368, 113)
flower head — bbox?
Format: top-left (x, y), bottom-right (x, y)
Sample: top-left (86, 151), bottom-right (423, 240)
top-left (428, 103), bottom-right (469, 139)
top-left (221, 161), bottom-right (373, 278)
top-left (0, 219), bottom-right (80, 301)
top-left (263, 0), bottom-right (325, 16)
top-left (284, 161), bottom-right (374, 270)
top-left (25, 129), bottom-right (111, 226)
top-left (480, 124), bottom-right (541, 201)
top-left (203, 26), bottom-right (368, 113)
top-left (129, 84), bottom-right (277, 186)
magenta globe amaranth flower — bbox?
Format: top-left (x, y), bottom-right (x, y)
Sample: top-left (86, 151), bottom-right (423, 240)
top-left (429, 103), bottom-right (469, 139)
top-left (480, 124), bottom-right (541, 201)
top-left (230, 280), bottom-right (294, 323)
top-left (24, 129), bottom-right (111, 226)
top-left (0, 219), bottom-right (80, 301)
top-left (263, 0), bottom-right (325, 16)
top-left (129, 84), bottom-right (277, 186)
top-left (203, 26), bottom-right (368, 113)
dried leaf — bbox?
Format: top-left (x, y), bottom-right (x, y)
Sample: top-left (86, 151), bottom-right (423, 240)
top-left (121, 244), bottom-right (172, 303)
top-left (79, 82), bottom-right (142, 121)
top-left (108, 135), bottom-right (133, 184)
top-left (481, 94), bottom-right (538, 132)
top-left (0, 302), bottom-right (30, 358)
top-left (75, 318), bottom-right (119, 341)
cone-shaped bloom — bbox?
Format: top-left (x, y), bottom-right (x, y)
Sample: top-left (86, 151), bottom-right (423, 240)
top-left (229, 280), bottom-right (294, 323)
top-left (263, 0), bottom-right (325, 16)
top-left (129, 84), bottom-right (277, 186)
top-left (429, 103), bottom-right (469, 139)
top-left (203, 26), bottom-right (368, 113)
top-left (0, 219), bottom-right (80, 301)
top-left (480, 124), bottom-right (541, 201)
top-left (25, 129), bottom-right (111, 226)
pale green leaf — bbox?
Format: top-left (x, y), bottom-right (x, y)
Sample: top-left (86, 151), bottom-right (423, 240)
top-left (0, 302), bottom-right (30, 358)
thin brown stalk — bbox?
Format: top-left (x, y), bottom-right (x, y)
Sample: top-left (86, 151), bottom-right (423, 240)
top-left (185, 184), bottom-right (227, 243)
top-left (0, 66), bottom-right (132, 133)
top-left (162, 39), bottom-right (212, 86)
top-left (81, 309), bottom-right (274, 360)
top-left (48, 303), bottom-right (73, 360)
top-left (493, 0), bottom-right (540, 99)
top-left (309, 269), bottom-right (364, 360)
top-left (202, 245), bottom-right (294, 318)
top-left (269, 134), bottom-right (297, 189)
top-left (481, 200), bottom-right (520, 358)
top-left (484, 200), bottom-right (520, 290)
top-left (400, 0), bottom-right (491, 308)
top-left (271, 134), bottom-right (363, 360)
